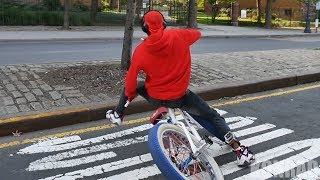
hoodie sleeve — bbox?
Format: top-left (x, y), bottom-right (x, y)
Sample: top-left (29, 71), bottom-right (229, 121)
top-left (125, 50), bottom-right (141, 99)
top-left (177, 29), bottom-right (201, 45)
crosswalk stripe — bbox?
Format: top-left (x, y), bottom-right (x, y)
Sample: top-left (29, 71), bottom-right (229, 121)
top-left (28, 151), bottom-right (117, 171)
top-left (234, 138), bottom-right (320, 180)
top-left (99, 165), bottom-right (161, 180)
top-left (225, 116), bottom-right (256, 129)
top-left (18, 108), bottom-right (303, 180)
top-left (234, 123), bottom-right (276, 137)
top-left (208, 128), bottom-right (294, 157)
top-left (27, 123), bottom-right (274, 172)
top-left (40, 154), bottom-right (153, 180)
top-left (19, 116), bottom-right (255, 155)
top-left (39, 126), bottom-right (293, 179)
top-left (18, 124), bottom-right (153, 154)
top-left (221, 139), bottom-right (296, 175)
top-left (27, 136), bottom-right (148, 171)
top-left (291, 166), bottom-right (320, 179)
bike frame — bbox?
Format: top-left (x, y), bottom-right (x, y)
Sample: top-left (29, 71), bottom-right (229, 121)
top-left (164, 108), bottom-right (208, 155)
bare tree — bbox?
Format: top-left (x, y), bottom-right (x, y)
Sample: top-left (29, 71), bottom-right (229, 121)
top-left (256, 0), bottom-right (262, 26)
top-left (121, 0), bottom-right (136, 70)
top-left (136, 0), bottom-right (143, 20)
top-left (207, 0), bottom-right (220, 23)
top-left (265, 0), bottom-right (273, 28)
top-left (63, 0), bottom-right (70, 29)
top-left (187, 0), bottom-right (198, 28)
top-left (207, 0), bottom-right (236, 24)
top-left (90, 0), bottom-right (98, 24)
top-left (117, 0), bottom-right (121, 12)
top-left (231, 1), bottom-right (239, 26)
top-left (110, 0), bottom-right (115, 10)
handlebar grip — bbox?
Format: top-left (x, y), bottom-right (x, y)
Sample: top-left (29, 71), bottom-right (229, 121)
top-left (124, 100), bottom-right (130, 108)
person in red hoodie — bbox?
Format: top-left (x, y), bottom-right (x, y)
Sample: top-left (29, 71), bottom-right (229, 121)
top-left (106, 10), bottom-right (255, 167)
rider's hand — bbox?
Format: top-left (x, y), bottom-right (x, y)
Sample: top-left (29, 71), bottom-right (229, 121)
top-left (127, 96), bottom-right (135, 102)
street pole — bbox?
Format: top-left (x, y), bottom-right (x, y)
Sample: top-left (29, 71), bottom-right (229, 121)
top-left (316, 11), bottom-right (319, 33)
top-left (316, 1), bottom-right (320, 33)
top-left (304, 0), bottom-right (312, 33)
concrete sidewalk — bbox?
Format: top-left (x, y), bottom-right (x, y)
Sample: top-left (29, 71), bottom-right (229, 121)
top-left (0, 25), bottom-right (320, 137)
top-left (0, 24), bottom-right (319, 41)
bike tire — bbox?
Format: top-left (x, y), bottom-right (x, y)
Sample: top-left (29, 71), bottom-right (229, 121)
top-left (148, 123), bottom-right (224, 180)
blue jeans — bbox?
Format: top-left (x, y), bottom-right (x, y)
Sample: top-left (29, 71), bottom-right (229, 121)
top-left (115, 80), bottom-right (231, 142)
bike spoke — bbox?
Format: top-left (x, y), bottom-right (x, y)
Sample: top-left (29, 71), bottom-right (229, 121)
top-left (160, 129), bottom-right (217, 179)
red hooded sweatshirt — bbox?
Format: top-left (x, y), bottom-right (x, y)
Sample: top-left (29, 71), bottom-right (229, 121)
top-left (125, 11), bottom-right (201, 100)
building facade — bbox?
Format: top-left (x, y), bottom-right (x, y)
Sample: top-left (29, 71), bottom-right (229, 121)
top-left (205, 0), bottom-right (306, 21)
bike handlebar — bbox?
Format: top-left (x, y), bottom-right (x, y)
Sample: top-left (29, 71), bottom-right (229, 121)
top-left (124, 100), bottom-right (130, 108)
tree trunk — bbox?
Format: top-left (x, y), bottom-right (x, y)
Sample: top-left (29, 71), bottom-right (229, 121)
top-left (187, 0), bottom-right (198, 28)
top-left (90, 0), bottom-right (98, 24)
top-left (110, 0), bottom-right (114, 10)
top-left (118, 0), bottom-right (121, 12)
top-left (265, 0), bottom-right (273, 28)
top-left (149, 0), bottom-right (153, 10)
top-left (231, 1), bottom-right (239, 26)
top-left (63, 0), bottom-right (70, 29)
top-left (211, 4), bottom-right (219, 23)
top-left (121, 0), bottom-right (136, 70)
top-left (136, 0), bottom-right (143, 20)
top-left (256, 0), bottom-right (262, 26)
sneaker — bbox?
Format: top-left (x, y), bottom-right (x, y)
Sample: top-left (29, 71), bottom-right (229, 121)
top-left (106, 110), bottom-right (123, 125)
top-left (234, 145), bottom-right (255, 167)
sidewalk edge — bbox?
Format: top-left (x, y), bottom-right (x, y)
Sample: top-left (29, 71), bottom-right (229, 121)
top-left (1, 72), bottom-right (320, 136)
top-left (1, 33), bottom-right (320, 42)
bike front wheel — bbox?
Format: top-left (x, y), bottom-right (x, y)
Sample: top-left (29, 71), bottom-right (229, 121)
top-left (148, 123), bottom-right (224, 180)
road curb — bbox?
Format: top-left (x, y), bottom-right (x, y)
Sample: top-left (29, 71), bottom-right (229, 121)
top-left (1, 33), bottom-right (320, 42)
top-left (0, 72), bottom-right (320, 137)
top-left (202, 33), bottom-right (320, 39)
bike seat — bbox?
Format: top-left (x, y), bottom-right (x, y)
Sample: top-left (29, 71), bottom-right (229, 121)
top-left (150, 107), bottom-right (168, 125)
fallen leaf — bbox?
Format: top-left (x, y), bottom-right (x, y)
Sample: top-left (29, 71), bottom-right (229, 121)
top-left (12, 130), bottom-right (22, 137)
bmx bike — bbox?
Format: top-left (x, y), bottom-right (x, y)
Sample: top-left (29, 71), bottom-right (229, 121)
top-left (147, 107), bottom-right (225, 180)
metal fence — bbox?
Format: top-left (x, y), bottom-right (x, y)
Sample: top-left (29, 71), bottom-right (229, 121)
top-left (0, 0), bottom-right (189, 26)
top-left (0, 0), bottom-right (119, 26)
top-left (6, 0), bottom-right (315, 28)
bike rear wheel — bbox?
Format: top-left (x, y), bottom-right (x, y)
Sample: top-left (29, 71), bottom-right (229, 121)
top-left (148, 123), bottom-right (224, 180)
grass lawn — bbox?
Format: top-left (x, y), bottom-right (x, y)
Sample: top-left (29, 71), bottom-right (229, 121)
top-left (196, 12), bottom-right (316, 28)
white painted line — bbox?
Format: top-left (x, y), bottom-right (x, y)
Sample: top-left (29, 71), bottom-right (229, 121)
top-left (41, 154), bottom-right (153, 180)
top-left (27, 122), bottom-right (273, 172)
top-left (225, 116), bottom-right (256, 129)
top-left (234, 123), bottom-right (276, 137)
top-left (27, 136), bottom-right (148, 171)
top-left (291, 166), bottom-right (320, 179)
top-left (28, 152), bottom-right (117, 171)
top-left (32, 136), bottom-right (81, 146)
top-left (216, 109), bottom-right (228, 116)
top-left (234, 138), bottom-right (320, 180)
top-left (221, 138), bottom-right (296, 175)
top-left (17, 113), bottom-right (243, 155)
top-left (18, 124), bottom-right (153, 154)
top-left (41, 126), bottom-right (290, 179)
top-left (99, 164), bottom-right (161, 180)
top-left (22, 109), bottom-right (298, 180)
top-left (241, 128), bottom-right (294, 146)
top-left (208, 128), bottom-right (294, 157)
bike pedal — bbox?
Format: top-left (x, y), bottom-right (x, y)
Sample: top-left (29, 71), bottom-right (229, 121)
top-left (203, 135), bottom-right (213, 145)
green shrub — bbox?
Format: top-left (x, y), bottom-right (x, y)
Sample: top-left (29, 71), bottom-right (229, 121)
top-left (101, 0), bottom-right (110, 11)
top-left (219, 8), bottom-right (230, 17)
top-left (42, 0), bottom-right (62, 11)
top-left (72, 0), bottom-right (89, 11)
top-left (70, 12), bottom-right (91, 25)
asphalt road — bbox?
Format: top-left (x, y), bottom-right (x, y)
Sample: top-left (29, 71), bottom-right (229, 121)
top-left (0, 36), bottom-right (320, 65)
top-left (0, 82), bottom-right (320, 180)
